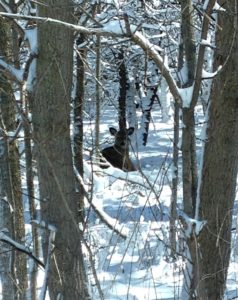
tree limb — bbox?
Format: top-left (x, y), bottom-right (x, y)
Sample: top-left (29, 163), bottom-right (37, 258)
top-left (0, 231), bottom-right (45, 268)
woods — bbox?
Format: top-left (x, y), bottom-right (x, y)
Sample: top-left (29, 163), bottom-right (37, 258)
top-left (0, 0), bottom-right (237, 299)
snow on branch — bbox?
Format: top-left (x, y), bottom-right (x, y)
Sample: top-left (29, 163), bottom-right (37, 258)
top-left (213, 2), bottom-right (226, 12)
top-left (200, 38), bottom-right (216, 49)
top-left (179, 85), bottom-right (194, 108)
top-left (202, 65), bottom-right (222, 79)
top-left (0, 229), bottom-right (45, 268)
top-left (131, 32), bottom-right (182, 105)
top-left (0, 58), bottom-right (24, 82)
top-left (179, 211), bottom-right (207, 238)
top-left (0, 12), bottom-right (127, 38)
top-left (0, 12), bottom-right (182, 105)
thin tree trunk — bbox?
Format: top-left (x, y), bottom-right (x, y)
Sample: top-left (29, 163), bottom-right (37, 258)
top-left (179, 0), bottom-right (197, 217)
top-left (118, 49), bottom-right (127, 131)
top-left (95, 19), bottom-right (101, 157)
top-left (0, 117), bottom-right (16, 300)
top-left (74, 34), bottom-right (86, 223)
top-left (22, 89), bottom-right (39, 300)
top-left (169, 100), bottom-right (179, 257)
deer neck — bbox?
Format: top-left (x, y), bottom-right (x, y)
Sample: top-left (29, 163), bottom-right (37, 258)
top-left (113, 146), bottom-right (127, 156)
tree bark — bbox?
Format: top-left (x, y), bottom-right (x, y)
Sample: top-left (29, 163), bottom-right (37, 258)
top-left (32, 1), bottom-right (89, 298)
top-left (22, 89), bottom-right (38, 300)
top-left (0, 117), bottom-right (16, 300)
top-left (74, 34), bottom-right (87, 223)
top-left (194, 2), bottom-right (238, 298)
top-left (118, 49), bottom-right (127, 131)
top-left (179, 0), bottom-right (197, 217)
top-left (0, 16), bottom-right (27, 300)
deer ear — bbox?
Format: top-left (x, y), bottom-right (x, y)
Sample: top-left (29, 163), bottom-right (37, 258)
top-left (127, 127), bottom-right (134, 135)
top-left (109, 127), bottom-right (117, 136)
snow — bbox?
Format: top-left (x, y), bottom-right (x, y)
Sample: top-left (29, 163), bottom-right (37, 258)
top-left (103, 20), bottom-right (137, 35)
top-left (0, 3), bottom-right (237, 299)
top-left (202, 66), bottom-right (222, 79)
top-left (179, 85), bottom-right (194, 108)
top-left (80, 101), bottom-right (238, 300)
top-left (213, 2), bottom-right (226, 11)
top-left (200, 38), bottom-right (213, 47)
top-left (203, 0), bottom-right (210, 11)
top-left (25, 28), bottom-right (38, 54)
top-left (0, 59), bottom-right (24, 82)
top-left (81, 104), bottom-right (178, 299)
top-left (0, 74), bottom-right (237, 300)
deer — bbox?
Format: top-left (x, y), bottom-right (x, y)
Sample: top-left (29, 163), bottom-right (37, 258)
top-left (101, 127), bottom-right (136, 172)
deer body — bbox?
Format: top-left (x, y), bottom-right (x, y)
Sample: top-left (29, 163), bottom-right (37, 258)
top-left (101, 127), bottom-right (136, 172)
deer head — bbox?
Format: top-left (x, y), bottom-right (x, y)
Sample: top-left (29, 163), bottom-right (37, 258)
top-left (101, 127), bottom-right (136, 171)
top-left (109, 127), bottom-right (134, 151)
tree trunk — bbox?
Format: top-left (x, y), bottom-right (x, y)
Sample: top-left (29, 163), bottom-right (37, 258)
top-left (193, 2), bottom-right (238, 298)
top-left (169, 100), bottom-right (179, 257)
top-left (118, 49), bottom-right (127, 131)
top-left (0, 16), bottom-right (27, 300)
top-left (0, 117), bottom-right (16, 300)
top-left (95, 33), bottom-right (101, 157)
top-left (179, 0), bottom-right (197, 217)
top-left (74, 34), bottom-right (87, 223)
top-left (33, 1), bottom-right (89, 298)
top-left (22, 89), bottom-right (39, 300)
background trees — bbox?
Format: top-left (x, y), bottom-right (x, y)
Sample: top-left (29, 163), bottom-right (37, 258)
top-left (0, 0), bottom-right (237, 299)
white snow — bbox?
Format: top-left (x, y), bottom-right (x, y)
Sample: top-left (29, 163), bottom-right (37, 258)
top-left (179, 85), bottom-right (194, 108)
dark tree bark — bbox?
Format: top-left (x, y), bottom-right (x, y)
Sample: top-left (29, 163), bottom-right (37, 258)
top-left (74, 34), bottom-right (87, 223)
top-left (179, 0), bottom-right (197, 217)
top-left (0, 16), bottom-right (27, 300)
top-left (32, 1), bottom-right (89, 298)
top-left (22, 89), bottom-right (38, 300)
top-left (194, 2), bottom-right (238, 298)
top-left (0, 112), bottom-right (16, 300)
top-left (118, 49), bottom-right (127, 131)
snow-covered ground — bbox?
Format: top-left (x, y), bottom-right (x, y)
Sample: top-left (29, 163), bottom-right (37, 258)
top-left (13, 100), bottom-right (238, 300)
top-left (82, 102), bottom-right (238, 300)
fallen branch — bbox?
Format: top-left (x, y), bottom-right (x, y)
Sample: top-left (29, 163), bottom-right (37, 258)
top-left (74, 166), bottom-right (128, 239)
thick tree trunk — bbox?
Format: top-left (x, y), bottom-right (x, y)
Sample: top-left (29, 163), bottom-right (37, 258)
top-left (33, 1), bottom-right (89, 298)
top-left (194, 2), bottom-right (238, 298)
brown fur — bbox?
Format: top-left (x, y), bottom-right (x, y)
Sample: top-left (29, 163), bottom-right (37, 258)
top-left (101, 127), bottom-right (136, 172)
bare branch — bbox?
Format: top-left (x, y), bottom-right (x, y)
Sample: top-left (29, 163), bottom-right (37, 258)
top-left (0, 58), bottom-right (24, 83)
top-left (131, 32), bottom-right (182, 105)
top-left (0, 12), bottom-right (127, 37)
top-left (0, 12), bottom-right (182, 105)
top-left (190, 0), bottom-right (217, 110)
top-left (0, 231), bottom-right (45, 268)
